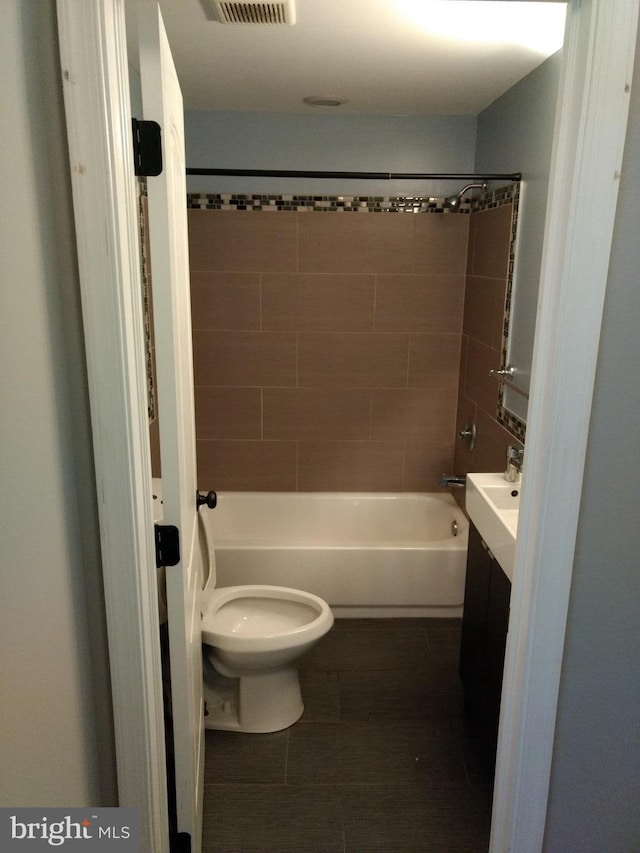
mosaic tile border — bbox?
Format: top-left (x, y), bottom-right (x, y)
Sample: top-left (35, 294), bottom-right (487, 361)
top-left (498, 405), bottom-right (527, 444)
top-left (471, 182), bottom-right (518, 213)
top-left (494, 182), bottom-right (527, 443)
top-left (186, 183), bottom-right (518, 214)
top-left (137, 176), bottom-right (156, 424)
top-left (187, 192), bottom-right (476, 213)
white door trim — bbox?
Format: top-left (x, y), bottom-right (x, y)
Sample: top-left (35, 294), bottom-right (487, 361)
top-left (491, 1), bottom-right (639, 850)
top-left (57, 1), bottom-right (169, 850)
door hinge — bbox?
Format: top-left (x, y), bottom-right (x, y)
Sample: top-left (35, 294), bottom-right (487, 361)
top-left (170, 831), bottom-right (191, 853)
top-left (132, 118), bottom-right (163, 176)
top-left (154, 524), bottom-right (180, 568)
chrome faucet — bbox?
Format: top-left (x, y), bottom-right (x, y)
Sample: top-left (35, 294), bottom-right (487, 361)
top-left (439, 474), bottom-right (467, 488)
top-left (504, 445), bottom-right (524, 482)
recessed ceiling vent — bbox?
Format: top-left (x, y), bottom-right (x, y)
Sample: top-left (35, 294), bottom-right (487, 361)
top-left (211, 1), bottom-right (296, 25)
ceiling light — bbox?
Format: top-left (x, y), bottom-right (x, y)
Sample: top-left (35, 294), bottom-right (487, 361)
top-left (303, 96), bottom-right (348, 107)
top-left (393, 1), bottom-right (567, 55)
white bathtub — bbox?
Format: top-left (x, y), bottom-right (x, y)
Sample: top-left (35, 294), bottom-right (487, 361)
top-left (206, 492), bottom-right (469, 618)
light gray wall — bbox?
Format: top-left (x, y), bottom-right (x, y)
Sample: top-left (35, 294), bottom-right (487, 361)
top-left (0, 0), bottom-right (117, 805)
top-left (475, 51), bottom-right (562, 418)
top-left (185, 110), bottom-right (477, 197)
top-left (543, 27), bottom-right (640, 850)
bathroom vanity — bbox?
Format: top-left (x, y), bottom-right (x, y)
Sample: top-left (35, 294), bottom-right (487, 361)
top-left (460, 472), bottom-right (519, 766)
top-left (459, 522), bottom-right (511, 754)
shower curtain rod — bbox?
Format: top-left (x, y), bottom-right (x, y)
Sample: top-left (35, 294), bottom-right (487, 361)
top-left (185, 167), bottom-right (522, 181)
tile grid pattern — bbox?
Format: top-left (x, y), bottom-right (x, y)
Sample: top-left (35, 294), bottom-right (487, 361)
top-left (187, 183), bottom-right (524, 491)
top-left (454, 186), bottom-right (526, 500)
top-left (202, 618), bottom-right (493, 852)
top-left (189, 208), bottom-right (470, 491)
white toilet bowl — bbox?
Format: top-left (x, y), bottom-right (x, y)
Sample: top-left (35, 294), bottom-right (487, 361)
top-left (201, 583), bottom-right (333, 732)
top-left (197, 503), bottom-right (334, 733)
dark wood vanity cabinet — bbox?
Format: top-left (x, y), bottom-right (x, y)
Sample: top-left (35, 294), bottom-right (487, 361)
top-left (459, 522), bottom-right (512, 759)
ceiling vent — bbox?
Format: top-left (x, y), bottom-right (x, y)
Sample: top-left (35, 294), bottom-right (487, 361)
top-left (211, 1), bottom-right (296, 25)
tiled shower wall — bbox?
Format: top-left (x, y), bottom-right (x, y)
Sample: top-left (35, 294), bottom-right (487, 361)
top-left (454, 199), bottom-right (526, 506)
top-left (188, 208), bottom-right (469, 491)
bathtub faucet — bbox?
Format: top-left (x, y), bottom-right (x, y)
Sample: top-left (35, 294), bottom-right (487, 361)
top-left (439, 474), bottom-right (467, 489)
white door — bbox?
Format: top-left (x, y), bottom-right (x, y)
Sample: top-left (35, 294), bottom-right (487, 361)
top-left (137, 2), bottom-right (204, 848)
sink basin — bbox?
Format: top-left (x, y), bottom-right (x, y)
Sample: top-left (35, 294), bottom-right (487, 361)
top-left (466, 473), bottom-right (521, 581)
top-left (481, 484), bottom-right (521, 511)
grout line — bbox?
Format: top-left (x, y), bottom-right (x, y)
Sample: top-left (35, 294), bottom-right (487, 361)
top-left (401, 440), bottom-right (407, 492)
top-left (372, 273), bottom-right (378, 332)
top-left (284, 728), bottom-right (290, 785)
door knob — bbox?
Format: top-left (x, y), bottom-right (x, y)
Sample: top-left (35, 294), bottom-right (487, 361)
top-left (196, 490), bottom-right (217, 510)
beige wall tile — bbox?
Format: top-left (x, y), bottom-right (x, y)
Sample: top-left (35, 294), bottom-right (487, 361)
top-left (453, 179), bottom-right (520, 515)
top-left (262, 273), bottom-right (375, 332)
top-left (453, 391), bottom-right (478, 478)
top-left (463, 275), bottom-right (506, 350)
top-left (408, 333), bottom-right (462, 389)
top-left (195, 387), bottom-right (261, 440)
top-left (403, 441), bottom-right (455, 491)
top-left (371, 388), bottom-right (457, 441)
top-left (463, 337), bottom-right (501, 417)
top-left (190, 271), bottom-right (261, 331)
top-left (149, 416), bottom-right (161, 479)
top-left (374, 275), bottom-right (465, 333)
top-left (197, 440), bottom-right (297, 491)
top-left (298, 213), bottom-right (415, 274)
top-left (467, 205), bottom-right (512, 279)
top-left (192, 330), bottom-right (297, 387)
top-left (298, 441), bottom-right (405, 491)
top-left (188, 210), bottom-right (297, 272)
top-left (458, 334), bottom-right (468, 387)
top-left (298, 332), bottom-right (409, 388)
top-left (263, 387), bottom-right (371, 440)
top-left (470, 409), bottom-right (518, 474)
top-left (413, 214), bottom-right (470, 276)
top-left (185, 206), bottom-right (521, 494)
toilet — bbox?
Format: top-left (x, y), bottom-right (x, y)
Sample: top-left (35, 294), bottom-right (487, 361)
top-left (197, 498), bottom-right (334, 733)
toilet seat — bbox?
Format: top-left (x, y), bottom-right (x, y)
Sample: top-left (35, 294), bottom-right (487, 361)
top-left (201, 584), bottom-right (333, 654)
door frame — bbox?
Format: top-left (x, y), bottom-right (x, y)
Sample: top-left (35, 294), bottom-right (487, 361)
top-left (56, 0), bottom-right (638, 850)
top-left (491, 1), bottom-right (638, 849)
top-left (57, 2), bottom-right (169, 851)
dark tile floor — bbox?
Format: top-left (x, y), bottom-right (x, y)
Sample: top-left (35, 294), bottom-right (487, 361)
top-left (202, 618), bottom-right (493, 852)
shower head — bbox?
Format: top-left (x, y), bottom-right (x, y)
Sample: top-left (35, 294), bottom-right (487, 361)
top-left (443, 182), bottom-right (488, 208)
